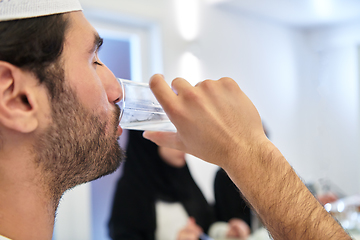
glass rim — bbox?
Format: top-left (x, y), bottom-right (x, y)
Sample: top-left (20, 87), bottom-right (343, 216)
top-left (117, 78), bottom-right (126, 122)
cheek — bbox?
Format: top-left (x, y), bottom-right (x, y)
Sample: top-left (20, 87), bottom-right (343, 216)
top-left (79, 84), bottom-right (108, 110)
top-left (67, 65), bottom-right (109, 114)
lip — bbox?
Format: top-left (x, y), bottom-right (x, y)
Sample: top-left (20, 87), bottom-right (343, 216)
top-left (117, 125), bottom-right (123, 137)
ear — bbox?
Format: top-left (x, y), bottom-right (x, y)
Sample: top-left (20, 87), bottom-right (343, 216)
top-left (0, 61), bottom-right (39, 133)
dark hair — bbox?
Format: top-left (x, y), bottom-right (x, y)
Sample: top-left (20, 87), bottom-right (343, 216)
top-left (0, 14), bottom-right (69, 98)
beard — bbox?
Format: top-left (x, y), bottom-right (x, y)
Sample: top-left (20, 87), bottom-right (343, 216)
top-left (33, 67), bottom-right (125, 205)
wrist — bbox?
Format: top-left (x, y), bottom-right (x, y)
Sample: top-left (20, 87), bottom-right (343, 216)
top-left (221, 136), bottom-right (280, 174)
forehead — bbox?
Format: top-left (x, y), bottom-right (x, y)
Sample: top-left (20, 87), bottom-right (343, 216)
top-left (64, 11), bottom-right (97, 52)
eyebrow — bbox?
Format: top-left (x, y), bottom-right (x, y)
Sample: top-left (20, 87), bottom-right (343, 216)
top-left (89, 32), bottom-right (104, 53)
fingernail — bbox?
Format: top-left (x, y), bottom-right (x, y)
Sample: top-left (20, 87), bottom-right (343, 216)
top-left (142, 131), bottom-right (149, 139)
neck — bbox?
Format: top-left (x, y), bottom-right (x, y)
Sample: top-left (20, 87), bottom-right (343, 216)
top-left (0, 149), bottom-right (57, 240)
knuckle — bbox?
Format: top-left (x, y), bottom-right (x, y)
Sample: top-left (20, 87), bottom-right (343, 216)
top-left (219, 76), bottom-right (233, 82)
top-left (219, 77), bottom-right (241, 91)
top-left (201, 79), bottom-right (216, 91)
top-left (182, 87), bottom-right (199, 101)
top-left (219, 77), bottom-right (235, 85)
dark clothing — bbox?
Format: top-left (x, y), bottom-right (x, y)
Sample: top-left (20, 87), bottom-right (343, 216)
top-left (214, 168), bottom-right (252, 228)
top-left (108, 130), bottom-right (215, 240)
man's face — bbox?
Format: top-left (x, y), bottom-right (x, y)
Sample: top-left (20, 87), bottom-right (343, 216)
top-left (33, 12), bottom-right (124, 201)
top-left (62, 11), bottom-right (123, 128)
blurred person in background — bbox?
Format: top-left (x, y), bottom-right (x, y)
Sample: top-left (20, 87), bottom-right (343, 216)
top-left (213, 168), bottom-right (252, 238)
top-left (108, 130), bottom-right (215, 240)
top-left (109, 130), bottom-right (252, 240)
top-left (209, 124), bottom-right (271, 238)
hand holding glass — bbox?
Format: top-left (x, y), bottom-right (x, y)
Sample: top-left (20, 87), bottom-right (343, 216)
top-left (117, 79), bottom-right (176, 132)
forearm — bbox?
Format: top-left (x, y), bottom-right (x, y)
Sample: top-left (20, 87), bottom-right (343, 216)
top-left (224, 141), bottom-right (350, 240)
top-left (145, 75), bottom-right (351, 239)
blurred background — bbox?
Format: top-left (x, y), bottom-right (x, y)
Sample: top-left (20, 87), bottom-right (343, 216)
top-left (52, 0), bottom-right (360, 239)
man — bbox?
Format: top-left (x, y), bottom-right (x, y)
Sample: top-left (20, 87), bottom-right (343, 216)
top-left (0, 1), bottom-right (124, 239)
top-left (0, 2), bottom-right (352, 240)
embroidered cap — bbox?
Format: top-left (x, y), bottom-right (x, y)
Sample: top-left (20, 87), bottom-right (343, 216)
top-left (0, 0), bottom-right (82, 21)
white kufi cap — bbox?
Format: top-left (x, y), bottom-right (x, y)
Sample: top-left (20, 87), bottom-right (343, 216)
top-left (0, 0), bottom-right (82, 21)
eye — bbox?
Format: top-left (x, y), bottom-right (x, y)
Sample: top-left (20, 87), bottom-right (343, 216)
top-left (94, 61), bottom-right (103, 66)
top-left (93, 53), bottom-right (103, 67)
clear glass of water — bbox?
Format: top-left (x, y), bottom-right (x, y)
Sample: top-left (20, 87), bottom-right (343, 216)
top-left (117, 79), bottom-right (176, 132)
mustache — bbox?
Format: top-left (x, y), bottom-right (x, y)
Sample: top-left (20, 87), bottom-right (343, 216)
top-left (113, 103), bottom-right (121, 126)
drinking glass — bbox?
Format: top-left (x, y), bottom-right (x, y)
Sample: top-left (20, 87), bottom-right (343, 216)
top-left (117, 78), bottom-right (176, 132)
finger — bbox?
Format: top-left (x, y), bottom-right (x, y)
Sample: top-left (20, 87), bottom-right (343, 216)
top-left (194, 81), bottom-right (203, 87)
top-left (187, 217), bottom-right (196, 225)
top-left (171, 77), bottom-right (193, 95)
top-left (149, 74), bottom-right (177, 111)
top-left (186, 217), bottom-right (198, 229)
top-left (230, 220), bottom-right (250, 238)
top-left (177, 232), bottom-right (198, 240)
top-left (185, 217), bottom-right (203, 234)
top-left (143, 131), bottom-right (185, 150)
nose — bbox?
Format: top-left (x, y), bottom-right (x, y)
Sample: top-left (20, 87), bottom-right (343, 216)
top-left (99, 64), bottom-right (123, 104)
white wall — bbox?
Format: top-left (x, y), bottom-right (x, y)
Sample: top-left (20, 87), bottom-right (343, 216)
top-left (53, 184), bottom-right (92, 240)
top-left (290, 23), bottom-right (360, 194)
top-left (55, 0), bottom-right (360, 239)
top-left (183, 3), bottom-right (301, 203)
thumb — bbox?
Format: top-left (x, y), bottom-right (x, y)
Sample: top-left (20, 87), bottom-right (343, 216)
top-left (143, 131), bottom-right (185, 150)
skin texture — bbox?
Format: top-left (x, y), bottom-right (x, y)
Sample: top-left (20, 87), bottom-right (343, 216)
top-left (0, 12), bottom-right (124, 240)
top-left (143, 74), bottom-right (351, 240)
